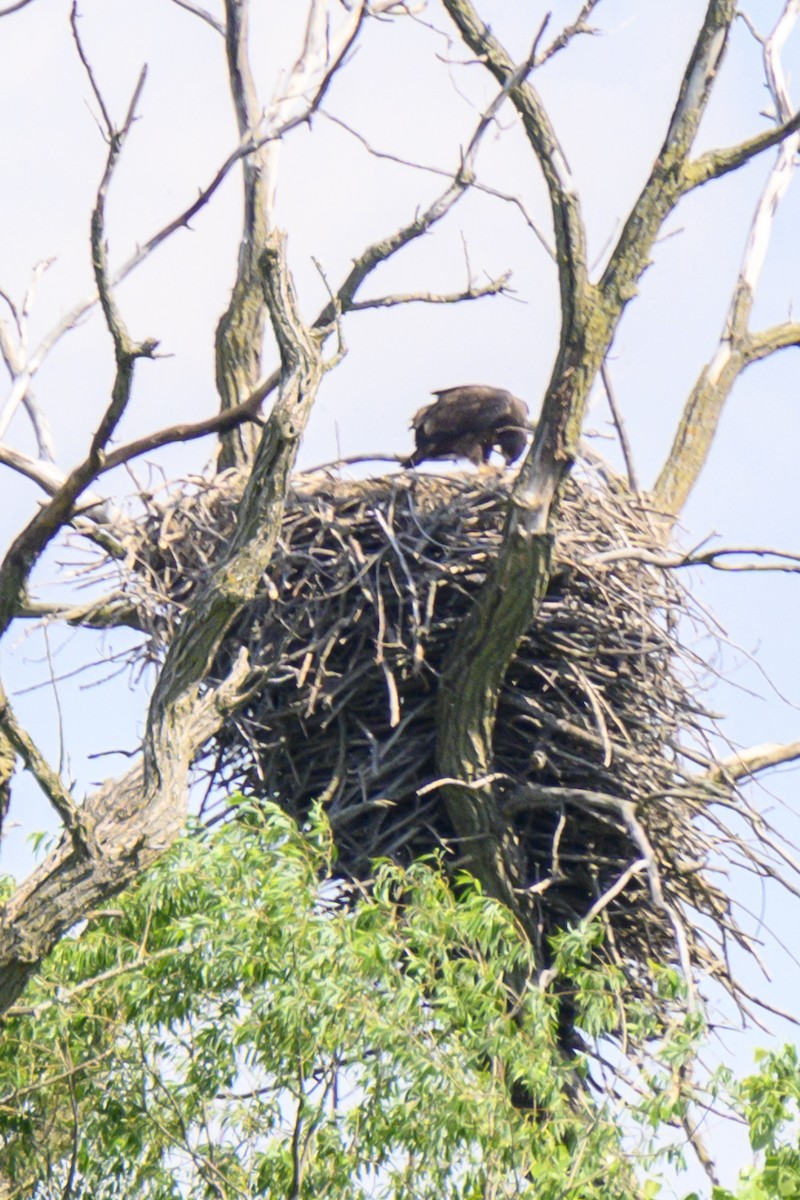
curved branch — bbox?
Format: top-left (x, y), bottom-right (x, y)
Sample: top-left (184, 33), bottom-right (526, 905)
top-left (654, 0), bottom-right (800, 518)
top-left (746, 320), bottom-right (800, 361)
top-left (0, 681), bottom-right (97, 854)
top-left (507, 786), bottom-right (697, 999)
top-left (0, 0), bottom-right (37, 15)
top-left (0, 52), bottom-right (157, 635)
top-left (169, 0), bottom-right (225, 35)
top-left (591, 542), bottom-right (800, 573)
top-left (600, 0), bottom-right (736, 314)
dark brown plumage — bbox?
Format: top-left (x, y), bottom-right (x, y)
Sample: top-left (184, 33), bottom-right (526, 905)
top-left (404, 385), bottom-right (530, 468)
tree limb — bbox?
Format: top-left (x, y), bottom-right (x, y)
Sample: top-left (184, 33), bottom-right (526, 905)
top-left (15, 595), bottom-right (144, 631)
top-left (745, 320), bottom-right (800, 362)
top-left (215, 0), bottom-right (372, 469)
top-left (705, 740), bottom-right (800, 784)
top-left (0, 681), bottom-right (98, 855)
top-left (347, 273), bottom-right (512, 311)
top-left (654, 0), bottom-right (800, 517)
top-left (686, 107), bottom-right (800, 189)
top-left (600, 0), bottom-right (736, 315)
top-left (0, 0), bottom-right (36, 15)
top-left (432, 0), bottom-right (746, 940)
top-left (591, 543), bottom-right (800, 573)
top-left (0, 260), bottom-right (55, 455)
top-left (213, 0), bottom-right (275, 470)
top-left (539, 0), bottom-right (604, 67)
top-left (146, 228), bottom-right (323, 765)
top-left (0, 49), bottom-right (156, 635)
top-left (0, 658), bottom-right (249, 1014)
top-left (169, 0), bottom-right (225, 35)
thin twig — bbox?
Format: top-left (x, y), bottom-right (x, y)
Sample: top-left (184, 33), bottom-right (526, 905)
top-left (591, 544), bottom-right (800, 573)
top-left (169, 0), bottom-right (225, 35)
top-left (0, 0), bottom-right (37, 15)
top-left (348, 274), bottom-right (512, 311)
top-left (600, 361), bottom-right (639, 494)
top-left (539, 0), bottom-right (604, 66)
top-left (70, 1), bottom-right (114, 137)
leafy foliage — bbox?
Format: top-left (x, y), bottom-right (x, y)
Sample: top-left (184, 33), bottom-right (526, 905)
top-left (0, 804), bottom-right (797, 1199)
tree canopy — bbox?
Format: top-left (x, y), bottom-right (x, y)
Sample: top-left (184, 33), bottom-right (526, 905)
top-left (2, 805), bottom-right (799, 1199)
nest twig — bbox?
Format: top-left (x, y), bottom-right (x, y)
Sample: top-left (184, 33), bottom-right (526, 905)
top-left (111, 459), bottom-right (785, 1022)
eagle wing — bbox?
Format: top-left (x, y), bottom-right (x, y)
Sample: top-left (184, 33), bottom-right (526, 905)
top-left (413, 385), bottom-right (527, 436)
top-left (407, 385), bottom-right (529, 468)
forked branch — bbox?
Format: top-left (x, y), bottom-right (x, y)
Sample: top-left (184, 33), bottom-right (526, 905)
top-left (655, 0), bottom-right (800, 518)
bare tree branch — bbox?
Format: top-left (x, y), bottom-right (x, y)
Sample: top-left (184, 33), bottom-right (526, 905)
top-left (215, 0), bottom-right (373, 469)
top-left (0, 443), bottom-right (107, 505)
top-left (16, 595), bottom-right (143, 631)
top-left (539, 0), bottom-right (604, 67)
top-left (320, 110), bottom-right (555, 257)
top-left (600, 361), bottom-right (639, 494)
top-left (213, 0), bottom-right (278, 470)
top-left (72, 17), bottom-right (158, 463)
top-left (746, 319), bottom-right (800, 361)
top-left (705, 740), bottom-right (800, 784)
top-left (70, 1), bottom-right (114, 137)
top-left (0, 261), bottom-right (55, 455)
top-left (655, 0), bottom-right (800, 517)
top-left (0, 45), bottom-right (155, 634)
top-left (0, 680), bottom-right (98, 854)
top-left (591, 543), bottom-right (800, 573)
top-left (686, 107), bottom-right (800, 189)
top-left (508, 785), bottom-right (697, 1001)
top-left (441, 0), bottom-right (589, 324)
top-left (0, 0), bottom-right (37, 15)
top-left (347, 273), bottom-right (512, 311)
top-left (600, 0), bottom-right (736, 315)
top-left (582, 858), bottom-right (647, 924)
top-left (169, 0), bottom-right (225, 35)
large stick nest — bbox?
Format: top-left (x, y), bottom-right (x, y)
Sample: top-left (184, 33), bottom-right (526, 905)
top-left (120, 458), bottom-right (755, 1007)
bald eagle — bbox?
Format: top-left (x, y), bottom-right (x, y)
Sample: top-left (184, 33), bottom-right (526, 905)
top-left (404, 385), bottom-right (530, 468)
